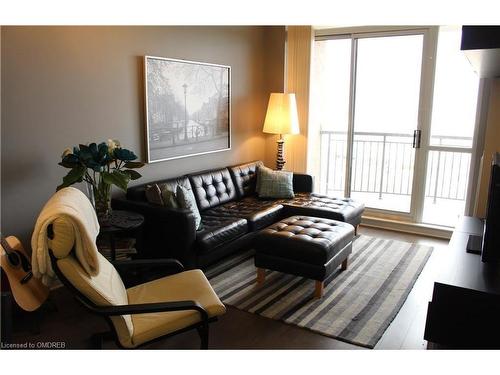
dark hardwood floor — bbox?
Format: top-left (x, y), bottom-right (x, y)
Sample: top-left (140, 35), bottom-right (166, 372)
top-left (7, 226), bottom-right (448, 349)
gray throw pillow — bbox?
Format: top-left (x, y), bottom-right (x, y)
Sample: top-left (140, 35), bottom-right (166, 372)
top-left (145, 184), bottom-right (164, 205)
top-left (258, 167), bottom-right (294, 199)
top-left (160, 186), bottom-right (179, 209)
top-left (256, 165), bottom-right (273, 195)
top-left (176, 185), bottom-right (202, 230)
top-left (145, 183), bottom-right (179, 209)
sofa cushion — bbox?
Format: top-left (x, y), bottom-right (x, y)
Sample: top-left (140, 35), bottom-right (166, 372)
top-left (127, 176), bottom-right (192, 202)
top-left (202, 197), bottom-right (283, 231)
top-left (144, 184), bottom-right (164, 206)
top-left (283, 193), bottom-right (365, 226)
top-left (144, 184), bottom-right (179, 208)
top-left (189, 168), bottom-right (237, 211)
top-left (196, 216), bottom-right (248, 253)
top-left (229, 160), bottom-right (263, 198)
top-left (161, 188), bottom-right (179, 208)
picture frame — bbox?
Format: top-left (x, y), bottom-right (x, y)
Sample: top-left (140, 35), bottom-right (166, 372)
top-left (144, 56), bottom-right (231, 163)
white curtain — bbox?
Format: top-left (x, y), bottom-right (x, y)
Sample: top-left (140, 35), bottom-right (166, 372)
top-left (283, 26), bottom-right (313, 174)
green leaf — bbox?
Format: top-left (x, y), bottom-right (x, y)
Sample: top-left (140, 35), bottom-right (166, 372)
top-left (58, 160), bottom-right (78, 169)
top-left (123, 161), bottom-right (145, 169)
top-left (123, 169), bottom-right (142, 180)
top-left (56, 166), bottom-right (86, 191)
top-left (102, 170), bottom-right (130, 191)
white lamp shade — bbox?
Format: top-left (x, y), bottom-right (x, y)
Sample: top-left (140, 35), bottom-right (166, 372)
top-left (262, 93), bottom-right (300, 135)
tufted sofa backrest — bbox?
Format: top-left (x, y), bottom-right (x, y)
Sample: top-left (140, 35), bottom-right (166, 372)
top-left (228, 160), bottom-right (263, 198)
top-left (125, 161), bottom-right (267, 210)
top-left (188, 168), bottom-right (237, 211)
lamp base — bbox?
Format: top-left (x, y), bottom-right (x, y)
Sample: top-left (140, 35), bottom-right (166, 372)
top-left (276, 138), bottom-right (285, 171)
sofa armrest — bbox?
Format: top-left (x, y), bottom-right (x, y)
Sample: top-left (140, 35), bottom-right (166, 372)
top-left (112, 198), bottom-right (193, 222)
top-left (111, 198), bottom-right (197, 266)
top-left (293, 173), bottom-right (314, 193)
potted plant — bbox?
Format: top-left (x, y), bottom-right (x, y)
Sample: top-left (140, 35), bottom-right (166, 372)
top-left (57, 140), bottom-right (144, 222)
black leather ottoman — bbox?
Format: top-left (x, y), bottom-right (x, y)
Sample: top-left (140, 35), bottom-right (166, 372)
top-left (253, 216), bottom-right (355, 298)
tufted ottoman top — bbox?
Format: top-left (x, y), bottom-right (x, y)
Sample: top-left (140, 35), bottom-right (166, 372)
top-left (254, 216), bottom-right (355, 265)
top-left (283, 193), bottom-right (364, 224)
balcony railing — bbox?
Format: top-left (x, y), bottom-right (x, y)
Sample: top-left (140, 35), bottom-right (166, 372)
top-left (319, 130), bottom-right (472, 203)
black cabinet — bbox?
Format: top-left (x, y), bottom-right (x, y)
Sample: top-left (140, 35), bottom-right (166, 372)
top-left (461, 26), bottom-right (500, 78)
top-left (424, 216), bottom-right (500, 348)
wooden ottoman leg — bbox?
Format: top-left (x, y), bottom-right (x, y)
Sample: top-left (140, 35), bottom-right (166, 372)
top-left (314, 281), bottom-right (324, 298)
top-left (341, 257), bottom-right (349, 271)
top-left (256, 268), bottom-right (266, 284)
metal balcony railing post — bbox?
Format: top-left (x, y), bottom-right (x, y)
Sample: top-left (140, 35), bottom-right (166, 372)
top-left (378, 134), bottom-right (386, 199)
top-left (326, 132), bottom-right (332, 194)
top-left (433, 150), bottom-right (441, 204)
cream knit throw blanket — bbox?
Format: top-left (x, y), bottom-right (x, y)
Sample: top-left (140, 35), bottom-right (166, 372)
top-left (31, 187), bottom-right (100, 286)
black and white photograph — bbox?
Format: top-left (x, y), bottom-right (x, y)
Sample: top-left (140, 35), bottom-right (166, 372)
top-left (144, 56), bottom-right (231, 163)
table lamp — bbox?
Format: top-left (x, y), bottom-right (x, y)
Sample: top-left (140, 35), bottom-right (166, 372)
top-left (262, 93), bottom-right (300, 170)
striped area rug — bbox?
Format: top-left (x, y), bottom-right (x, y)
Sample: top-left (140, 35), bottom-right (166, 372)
top-left (206, 235), bottom-right (433, 348)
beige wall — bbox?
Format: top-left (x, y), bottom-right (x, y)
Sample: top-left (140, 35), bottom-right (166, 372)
top-left (262, 27), bottom-right (287, 169)
top-left (474, 79), bottom-right (500, 218)
top-left (1, 26), bottom-right (285, 246)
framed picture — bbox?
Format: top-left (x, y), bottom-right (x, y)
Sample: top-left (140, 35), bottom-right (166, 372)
top-left (144, 56), bottom-right (231, 163)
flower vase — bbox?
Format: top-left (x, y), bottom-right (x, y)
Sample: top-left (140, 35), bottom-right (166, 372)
top-left (87, 181), bottom-right (112, 225)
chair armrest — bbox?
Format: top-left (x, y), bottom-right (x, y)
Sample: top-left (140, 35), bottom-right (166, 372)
top-left (293, 173), bottom-right (314, 193)
top-left (79, 298), bottom-right (209, 321)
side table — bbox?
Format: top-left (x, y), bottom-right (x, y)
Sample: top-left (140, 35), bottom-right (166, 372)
top-left (98, 210), bottom-right (144, 262)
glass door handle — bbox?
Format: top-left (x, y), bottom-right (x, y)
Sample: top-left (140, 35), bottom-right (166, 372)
top-left (413, 130), bottom-right (422, 149)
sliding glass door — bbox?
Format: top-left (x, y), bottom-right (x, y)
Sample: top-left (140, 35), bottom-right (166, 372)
top-left (350, 33), bottom-right (424, 214)
top-left (421, 27), bottom-right (479, 226)
top-left (315, 29), bottom-right (430, 220)
top-left (312, 26), bottom-right (479, 226)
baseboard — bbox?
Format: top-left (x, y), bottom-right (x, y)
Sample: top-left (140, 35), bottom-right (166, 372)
top-left (361, 216), bottom-right (452, 239)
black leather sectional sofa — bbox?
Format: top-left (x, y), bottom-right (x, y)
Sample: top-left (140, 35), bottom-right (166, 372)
top-left (112, 160), bottom-right (364, 269)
